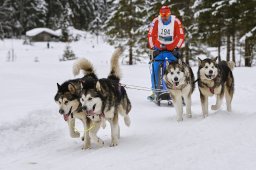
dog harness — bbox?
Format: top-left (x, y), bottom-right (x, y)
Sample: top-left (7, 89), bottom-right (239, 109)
top-left (209, 88), bottom-right (214, 94)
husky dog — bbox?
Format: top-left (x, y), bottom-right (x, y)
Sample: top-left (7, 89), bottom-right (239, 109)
top-left (75, 48), bottom-right (132, 147)
top-left (198, 57), bottom-right (234, 118)
top-left (54, 58), bottom-right (101, 149)
top-left (163, 59), bottom-right (195, 121)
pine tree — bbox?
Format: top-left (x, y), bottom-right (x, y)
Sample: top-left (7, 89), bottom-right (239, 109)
top-left (89, 0), bottom-right (114, 36)
top-left (60, 2), bottom-right (72, 42)
top-left (0, 1), bottom-right (13, 38)
top-left (61, 44), bottom-right (76, 61)
top-left (104, 0), bottom-right (146, 65)
top-left (68, 0), bottom-right (95, 30)
top-left (239, 0), bottom-right (256, 66)
top-left (45, 0), bottom-right (64, 29)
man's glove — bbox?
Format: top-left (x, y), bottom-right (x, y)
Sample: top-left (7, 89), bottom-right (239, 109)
top-left (153, 46), bottom-right (160, 51)
top-left (160, 44), bottom-right (167, 50)
top-left (172, 48), bottom-right (181, 58)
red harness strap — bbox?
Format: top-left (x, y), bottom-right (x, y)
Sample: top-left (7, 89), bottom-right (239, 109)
top-left (209, 88), bottom-right (214, 94)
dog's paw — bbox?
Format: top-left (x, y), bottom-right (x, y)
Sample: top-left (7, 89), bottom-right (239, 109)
top-left (124, 116), bottom-right (131, 127)
top-left (97, 138), bottom-right (104, 147)
top-left (70, 131), bottom-right (80, 138)
top-left (177, 117), bottom-right (183, 122)
top-left (203, 113), bottom-right (208, 118)
top-left (211, 105), bottom-right (219, 110)
top-left (82, 143), bottom-right (91, 150)
top-left (110, 140), bottom-right (118, 147)
top-left (186, 114), bottom-right (192, 118)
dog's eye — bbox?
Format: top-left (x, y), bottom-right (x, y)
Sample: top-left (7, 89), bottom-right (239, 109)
top-left (205, 66), bottom-right (208, 69)
top-left (212, 66), bottom-right (214, 68)
top-left (81, 98), bottom-right (84, 102)
top-left (59, 101), bottom-right (61, 104)
top-left (88, 97), bottom-right (93, 101)
top-left (177, 71), bottom-right (180, 74)
top-left (170, 72), bottom-right (174, 75)
top-left (64, 101), bottom-right (68, 105)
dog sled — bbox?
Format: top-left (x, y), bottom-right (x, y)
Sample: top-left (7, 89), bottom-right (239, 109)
top-left (148, 50), bottom-right (176, 106)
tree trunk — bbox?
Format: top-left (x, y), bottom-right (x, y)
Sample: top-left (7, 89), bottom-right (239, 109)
top-left (185, 42), bottom-right (189, 64)
top-left (129, 45), bottom-right (133, 65)
top-left (218, 35), bottom-right (221, 61)
top-left (226, 34), bottom-right (230, 61)
top-left (232, 34), bottom-right (236, 66)
top-left (244, 38), bottom-right (252, 67)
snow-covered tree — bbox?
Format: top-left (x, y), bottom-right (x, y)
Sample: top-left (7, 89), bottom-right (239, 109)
top-left (104, 0), bottom-right (146, 65)
top-left (45, 0), bottom-right (63, 29)
top-left (0, 1), bottom-right (13, 38)
top-left (239, 0), bottom-right (256, 66)
top-left (68, 0), bottom-right (95, 30)
top-left (60, 2), bottom-right (72, 42)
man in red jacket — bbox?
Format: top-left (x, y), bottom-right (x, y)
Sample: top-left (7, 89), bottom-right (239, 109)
top-left (147, 5), bottom-right (185, 101)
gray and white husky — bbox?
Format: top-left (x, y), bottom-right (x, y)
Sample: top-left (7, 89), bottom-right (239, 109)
top-left (74, 48), bottom-right (132, 147)
top-left (54, 58), bottom-right (101, 149)
top-left (164, 59), bottom-right (195, 121)
top-left (198, 57), bottom-right (235, 118)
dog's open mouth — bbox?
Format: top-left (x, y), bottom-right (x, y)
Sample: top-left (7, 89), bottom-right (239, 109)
top-left (205, 74), bottom-right (215, 79)
top-left (63, 107), bottom-right (72, 121)
top-left (87, 104), bottom-right (97, 116)
top-left (174, 81), bottom-right (179, 87)
top-left (63, 114), bottom-right (69, 121)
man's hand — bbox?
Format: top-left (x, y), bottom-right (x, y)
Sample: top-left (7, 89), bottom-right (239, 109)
top-left (153, 46), bottom-right (160, 51)
top-left (160, 44), bottom-right (167, 50)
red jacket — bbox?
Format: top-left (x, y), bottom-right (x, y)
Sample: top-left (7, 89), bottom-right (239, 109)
top-left (148, 15), bottom-right (185, 51)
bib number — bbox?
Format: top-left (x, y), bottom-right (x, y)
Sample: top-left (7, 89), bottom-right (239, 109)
top-left (161, 29), bottom-right (170, 35)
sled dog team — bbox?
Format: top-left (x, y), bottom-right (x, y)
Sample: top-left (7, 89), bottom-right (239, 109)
top-left (54, 48), bottom-right (235, 148)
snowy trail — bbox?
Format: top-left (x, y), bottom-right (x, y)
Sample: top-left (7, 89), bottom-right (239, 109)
top-left (0, 39), bottom-right (256, 170)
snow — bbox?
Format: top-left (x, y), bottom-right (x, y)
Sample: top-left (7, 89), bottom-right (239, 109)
top-left (194, 8), bottom-right (211, 18)
top-left (229, 0), bottom-right (237, 5)
top-left (26, 28), bottom-right (61, 37)
top-left (55, 26), bottom-right (88, 40)
top-left (239, 26), bottom-right (256, 44)
top-left (1, 36), bottom-right (256, 170)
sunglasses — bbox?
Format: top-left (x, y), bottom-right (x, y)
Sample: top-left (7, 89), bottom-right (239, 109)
top-left (160, 13), bottom-right (170, 17)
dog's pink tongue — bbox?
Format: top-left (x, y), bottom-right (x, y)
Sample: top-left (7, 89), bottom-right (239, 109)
top-left (63, 114), bottom-right (69, 121)
top-left (173, 83), bottom-right (177, 90)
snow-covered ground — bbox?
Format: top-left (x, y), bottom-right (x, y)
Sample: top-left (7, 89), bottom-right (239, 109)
top-left (0, 37), bottom-right (256, 170)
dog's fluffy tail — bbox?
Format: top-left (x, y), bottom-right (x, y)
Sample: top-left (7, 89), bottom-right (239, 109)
top-left (227, 61), bottom-right (235, 71)
top-left (108, 48), bottom-right (123, 81)
top-left (73, 58), bottom-right (95, 76)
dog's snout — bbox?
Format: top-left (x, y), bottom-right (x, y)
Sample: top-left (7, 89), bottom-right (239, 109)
top-left (82, 105), bottom-right (87, 111)
top-left (59, 109), bottom-right (64, 114)
top-left (209, 70), bottom-right (213, 74)
top-left (174, 77), bottom-right (178, 81)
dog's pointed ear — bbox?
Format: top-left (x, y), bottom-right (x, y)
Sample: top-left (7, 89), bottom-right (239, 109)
top-left (96, 81), bottom-right (101, 92)
top-left (68, 83), bottom-right (76, 94)
top-left (57, 83), bottom-right (61, 90)
top-left (79, 80), bottom-right (84, 89)
top-left (178, 58), bottom-right (182, 65)
top-left (213, 57), bottom-right (218, 63)
top-left (198, 58), bottom-right (202, 65)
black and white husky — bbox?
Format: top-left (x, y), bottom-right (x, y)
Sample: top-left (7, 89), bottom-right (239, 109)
top-left (198, 57), bottom-right (235, 118)
top-left (54, 58), bottom-right (98, 149)
top-left (164, 59), bottom-right (195, 121)
top-left (74, 48), bottom-right (132, 147)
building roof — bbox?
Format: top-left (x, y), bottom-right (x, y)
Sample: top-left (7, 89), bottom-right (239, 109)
top-left (26, 28), bottom-right (61, 37)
